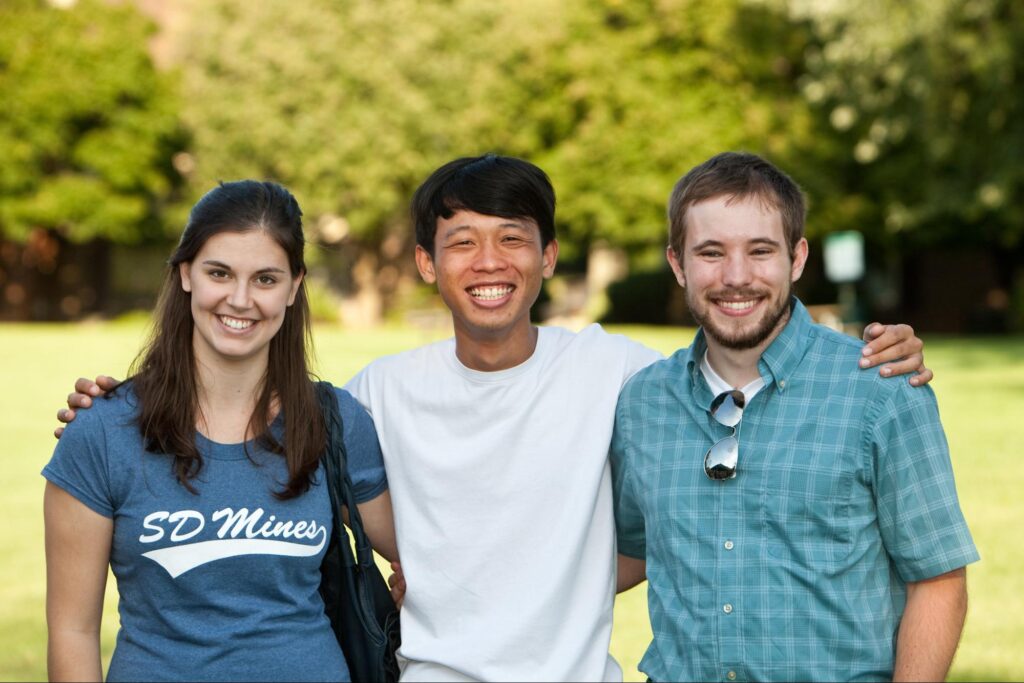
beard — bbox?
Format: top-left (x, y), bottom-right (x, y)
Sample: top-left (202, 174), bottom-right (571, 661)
top-left (687, 285), bottom-right (793, 350)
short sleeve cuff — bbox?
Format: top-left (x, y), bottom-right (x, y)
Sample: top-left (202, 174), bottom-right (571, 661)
top-left (41, 467), bottom-right (114, 519)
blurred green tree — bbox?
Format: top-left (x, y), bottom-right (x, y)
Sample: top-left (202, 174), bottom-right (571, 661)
top-left (790, 0), bottom-right (1022, 245)
top-left (787, 0), bottom-right (1023, 328)
top-left (176, 0), bottom-right (819, 321)
top-left (0, 0), bottom-right (185, 318)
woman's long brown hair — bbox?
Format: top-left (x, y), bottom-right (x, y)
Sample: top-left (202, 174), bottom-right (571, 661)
top-left (124, 180), bottom-right (324, 499)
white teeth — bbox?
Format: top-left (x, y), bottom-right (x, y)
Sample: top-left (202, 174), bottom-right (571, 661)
top-left (469, 286), bottom-right (513, 301)
top-left (219, 315), bottom-right (254, 330)
top-left (718, 300), bottom-right (756, 311)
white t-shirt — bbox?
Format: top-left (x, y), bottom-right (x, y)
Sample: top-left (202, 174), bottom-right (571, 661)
top-left (345, 324), bottom-right (662, 682)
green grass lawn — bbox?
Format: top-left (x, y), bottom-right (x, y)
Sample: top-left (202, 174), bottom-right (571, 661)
top-left (1, 320), bottom-right (1021, 681)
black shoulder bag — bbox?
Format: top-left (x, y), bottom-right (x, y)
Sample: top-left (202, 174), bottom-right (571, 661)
top-left (316, 382), bottom-right (401, 683)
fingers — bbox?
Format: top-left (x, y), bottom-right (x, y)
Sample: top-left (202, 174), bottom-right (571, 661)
top-left (910, 365), bottom-right (933, 387)
top-left (74, 376), bottom-right (105, 397)
top-left (67, 392), bottom-right (93, 410)
top-left (857, 323), bottom-right (931, 385)
top-left (388, 561), bottom-right (406, 610)
top-left (54, 426), bottom-right (65, 439)
top-left (862, 322), bottom-right (884, 342)
top-left (96, 375), bottom-right (120, 391)
top-left (877, 357), bottom-right (931, 385)
top-left (859, 324), bottom-right (922, 369)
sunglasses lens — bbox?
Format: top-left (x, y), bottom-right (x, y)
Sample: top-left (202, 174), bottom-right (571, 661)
top-left (704, 435), bottom-right (738, 480)
top-left (710, 389), bottom-right (745, 428)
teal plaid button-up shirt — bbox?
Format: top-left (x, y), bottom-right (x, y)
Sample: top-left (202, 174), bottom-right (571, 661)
top-left (611, 299), bottom-right (979, 682)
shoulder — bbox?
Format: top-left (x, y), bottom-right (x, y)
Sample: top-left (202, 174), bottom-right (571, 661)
top-left (369, 337), bottom-right (454, 371)
top-left (348, 338), bottom-right (454, 384)
top-left (622, 346), bottom-right (688, 394)
top-left (61, 385), bottom-right (139, 439)
top-left (330, 385), bottom-right (374, 426)
top-left (324, 384), bottom-right (382, 457)
top-left (799, 322), bottom-right (936, 414)
top-left (544, 323), bottom-right (663, 364)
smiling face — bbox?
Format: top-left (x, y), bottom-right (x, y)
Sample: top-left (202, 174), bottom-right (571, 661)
top-left (180, 229), bottom-right (303, 370)
top-left (416, 209), bottom-right (557, 358)
top-left (668, 194), bottom-right (808, 352)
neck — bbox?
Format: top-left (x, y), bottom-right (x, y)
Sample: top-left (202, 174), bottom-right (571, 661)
top-left (193, 345), bottom-right (270, 442)
top-left (704, 308), bottom-right (791, 388)
top-left (704, 343), bottom-right (763, 388)
top-left (453, 321), bottom-right (539, 372)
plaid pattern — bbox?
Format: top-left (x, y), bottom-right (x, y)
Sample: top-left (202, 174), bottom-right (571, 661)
top-left (611, 299), bottom-right (979, 682)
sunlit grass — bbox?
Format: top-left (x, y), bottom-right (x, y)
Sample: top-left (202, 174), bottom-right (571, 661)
top-left (2, 322), bottom-right (1020, 681)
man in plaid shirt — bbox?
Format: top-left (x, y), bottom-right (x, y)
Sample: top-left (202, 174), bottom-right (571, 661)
top-left (611, 152), bottom-right (979, 682)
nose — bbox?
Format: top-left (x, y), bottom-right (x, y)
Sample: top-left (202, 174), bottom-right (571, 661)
top-left (721, 252), bottom-right (753, 288)
top-left (472, 239), bottom-right (508, 272)
top-left (227, 280), bottom-right (252, 309)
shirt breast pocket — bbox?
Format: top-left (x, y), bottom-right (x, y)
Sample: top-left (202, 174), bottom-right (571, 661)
top-left (760, 445), bottom-right (856, 569)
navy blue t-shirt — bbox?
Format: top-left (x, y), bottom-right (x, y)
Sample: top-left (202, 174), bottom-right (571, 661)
top-left (43, 385), bottom-right (387, 682)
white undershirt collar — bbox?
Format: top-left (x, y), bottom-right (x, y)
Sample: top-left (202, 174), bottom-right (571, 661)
top-left (700, 351), bottom-right (766, 404)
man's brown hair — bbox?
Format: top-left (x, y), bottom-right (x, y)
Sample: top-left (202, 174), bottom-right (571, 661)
top-left (667, 152), bottom-right (806, 257)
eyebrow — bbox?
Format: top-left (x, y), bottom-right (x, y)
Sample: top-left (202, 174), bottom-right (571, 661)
top-left (690, 237), bottom-right (781, 251)
top-left (200, 259), bottom-right (288, 274)
top-left (441, 221), bottom-right (532, 240)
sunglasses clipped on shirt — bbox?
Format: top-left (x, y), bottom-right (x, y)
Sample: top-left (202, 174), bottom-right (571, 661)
top-left (704, 389), bottom-right (745, 480)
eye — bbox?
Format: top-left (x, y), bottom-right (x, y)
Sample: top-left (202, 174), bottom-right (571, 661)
top-left (255, 274), bottom-right (279, 286)
top-left (750, 247), bottom-right (775, 257)
top-left (207, 268), bottom-right (230, 279)
top-left (698, 250), bottom-right (723, 259)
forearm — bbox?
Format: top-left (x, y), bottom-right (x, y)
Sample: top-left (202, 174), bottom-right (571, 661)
top-left (893, 568), bottom-right (968, 682)
top-left (47, 628), bottom-right (102, 682)
top-left (354, 491), bottom-right (399, 562)
top-left (616, 553), bottom-right (646, 593)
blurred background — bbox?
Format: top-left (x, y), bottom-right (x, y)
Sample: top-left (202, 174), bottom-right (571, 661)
top-left (2, 0), bottom-right (1022, 331)
top-left (2, 0), bottom-right (1022, 680)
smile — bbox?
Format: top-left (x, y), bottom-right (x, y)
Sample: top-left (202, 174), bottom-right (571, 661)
top-left (219, 315), bottom-right (255, 330)
top-left (468, 285), bottom-right (514, 301)
top-left (716, 300), bottom-right (757, 312)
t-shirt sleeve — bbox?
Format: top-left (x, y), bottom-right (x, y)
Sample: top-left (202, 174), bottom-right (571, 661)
top-left (870, 383), bottom-right (980, 582)
top-left (334, 387), bottom-right (388, 504)
top-left (41, 407), bottom-right (116, 518)
top-left (622, 339), bottom-right (665, 385)
top-left (610, 388), bottom-right (647, 559)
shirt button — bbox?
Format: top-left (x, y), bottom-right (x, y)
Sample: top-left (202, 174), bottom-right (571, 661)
top-left (727, 671), bottom-right (737, 680)
top-left (724, 540), bottom-right (734, 550)
top-left (723, 603), bottom-right (733, 614)
top-left (779, 380), bottom-right (786, 388)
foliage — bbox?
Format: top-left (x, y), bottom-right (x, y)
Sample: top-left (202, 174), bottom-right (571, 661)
top-left (0, 0), bottom-right (186, 244)
top-left (175, 0), bottom-right (818, 265)
top-left (787, 0), bottom-right (1024, 250)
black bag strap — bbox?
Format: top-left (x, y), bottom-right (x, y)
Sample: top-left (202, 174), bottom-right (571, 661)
top-left (316, 381), bottom-right (374, 568)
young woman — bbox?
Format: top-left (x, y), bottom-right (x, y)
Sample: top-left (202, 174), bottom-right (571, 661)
top-left (43, 180), bottom-right (397, 682)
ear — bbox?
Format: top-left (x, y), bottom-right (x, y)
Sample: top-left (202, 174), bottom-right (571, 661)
top-left (287, 270), bottom-right (305, 306)
top-left (415, 245), bottom-right (437, 284)
top-left (790, 238), bottom-right (809, 283)
top-left (179, 262), bottom-right (193, 293)
top-left (666, 246), bottom-right (686, 288)
top-left (541, 239), bottom-right (559, 279)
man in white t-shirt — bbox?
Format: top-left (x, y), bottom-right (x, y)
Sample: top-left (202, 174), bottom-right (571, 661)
top-left (57, 154), bottom-right (930, 681)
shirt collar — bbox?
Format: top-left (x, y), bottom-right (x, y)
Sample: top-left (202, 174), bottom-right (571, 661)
top-left (758, 297), bottom-right (813, 394)
top-left (684, 296), bottom-right (813, 400)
